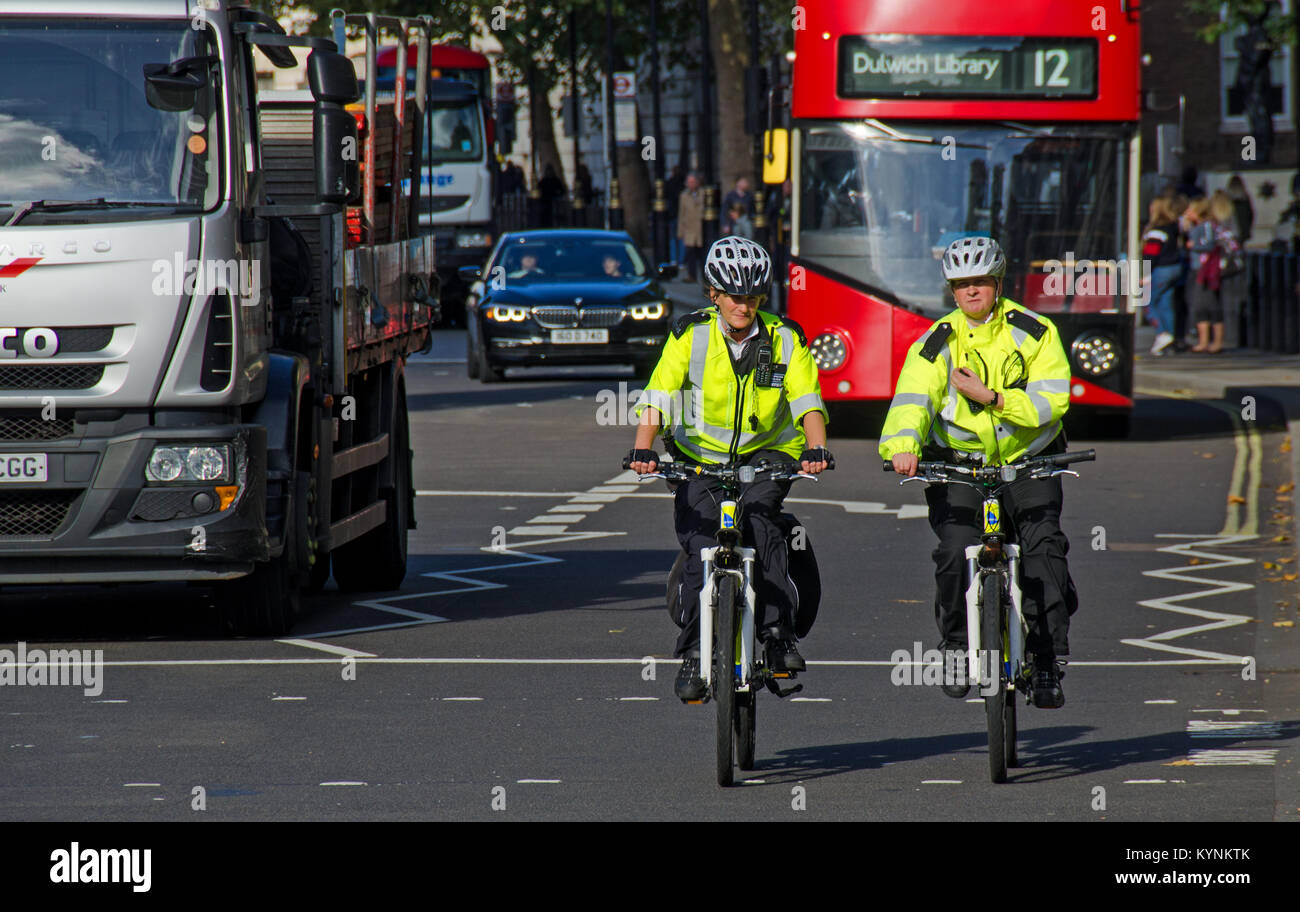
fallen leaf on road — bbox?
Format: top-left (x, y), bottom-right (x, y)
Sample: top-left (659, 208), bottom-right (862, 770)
top-left (1273, 535), bottom-right (1293, 543)
top-left (1285, 573), bottom-right (1298, 582)
top-left (1264, 562), bottom-right (1280, 570)
top-left (1188, 558), bottom-right (1203, 564)
top-left (1283, 437), bottom-right (1293, 453)
top-left (1281, 557), bottom-right (1296, 564)
top-left (1164, 760), bottom-right (1196, 766)
top-left (1202, 453), bottom-right (1216, 459)
top-left (1264, 576), bottom-right (1284, 582)
top-left (1279, 483), bottom-right (1296, 493)
top-left (1228, 495), bottom-right (1246, 504)
top-left (1273, 621), bottom-right (1295, 628)
top-left (893, 599), bottom-right (924, 603)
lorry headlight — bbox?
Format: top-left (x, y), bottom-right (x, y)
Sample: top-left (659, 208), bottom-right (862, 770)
top-left (146, 445), bottom-right (232, 483)
top-left (1070, 333), bottom-right (1118, 377)
top-left (630, 302), bottom-right (666, 320)
top-left (456, 231), bottom-right (493, 249)
top-left (810, 332), bottom-right (848, 371)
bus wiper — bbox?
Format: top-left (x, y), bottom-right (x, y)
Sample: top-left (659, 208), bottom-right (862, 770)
top-left (3, 199), bottom-right (187, 227)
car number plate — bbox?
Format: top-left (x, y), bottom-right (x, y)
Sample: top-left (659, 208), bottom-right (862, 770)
top-left (551, 329), bottom-right (608, 344)
top-left (0, 454), bottom-right (48, 483)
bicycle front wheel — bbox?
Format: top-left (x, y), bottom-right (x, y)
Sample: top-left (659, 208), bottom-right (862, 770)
top-left (714, 574), bottom-right (737, 787)
top-left (982, 573), bottom-right (1009, 784)
top-left (736, 691), bottom-right (756, 771)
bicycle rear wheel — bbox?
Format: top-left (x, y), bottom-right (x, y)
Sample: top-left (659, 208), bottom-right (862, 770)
top-left (714, 574), bottom-right (737, 787)
top-left (982, 573), bottom-right (1009, 784)
top-left (1005, 688), bottom-right (1018, 768)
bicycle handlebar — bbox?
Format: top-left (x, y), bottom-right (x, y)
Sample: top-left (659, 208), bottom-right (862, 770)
top-left (880, 448), bottom-right (1096, 480)
top-left (624, 458), bottom-right (830, 484)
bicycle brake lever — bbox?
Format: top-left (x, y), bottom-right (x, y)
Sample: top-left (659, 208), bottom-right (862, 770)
top-left (635, 473), bottom-right (667, 481)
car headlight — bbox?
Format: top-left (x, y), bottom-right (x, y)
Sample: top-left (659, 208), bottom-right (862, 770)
top-left (629, 302), bottom-right (666, 320)
top-left (456, 231), bottom-right (493, 249)
top-left (810, 331), bottom-right (848, 372)
top-left (488, 304), bottom-right (529, 322)
top-left (1070, 333), bottom-right (1118, 377)
top-left (146, 445), bottom-right (232, 484)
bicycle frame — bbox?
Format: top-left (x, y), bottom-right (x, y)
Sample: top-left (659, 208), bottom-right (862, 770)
top-left (963, 498), bottom-right (1025, 688)
top-left (697, 537), bottom-right (757, 690)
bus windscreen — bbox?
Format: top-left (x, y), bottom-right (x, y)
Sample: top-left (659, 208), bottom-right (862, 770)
top-left (797, 121), bottom-right (1126, 316)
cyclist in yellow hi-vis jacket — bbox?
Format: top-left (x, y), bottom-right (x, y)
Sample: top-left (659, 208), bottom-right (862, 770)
top-left (880, 236), bottom-right (1077, 708)
top-left (627, 236), bottom-right (831, 702)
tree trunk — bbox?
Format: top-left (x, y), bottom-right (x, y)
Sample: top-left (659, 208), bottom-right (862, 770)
top-left (616, 104), bottom-right (652, 247)
top-left (527, 62), bottom-right (565, 192)
top-left (709, 0), bottom-right (752, 191)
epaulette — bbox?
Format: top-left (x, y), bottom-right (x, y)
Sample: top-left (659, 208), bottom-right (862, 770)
top-left (778, 316), bottom-right (808, 347)
top-left (1005, 308), bottom-right (1048, 341)
top-left (672, 310), bottom-right (712, 339)
top-left (919, 322), bottom-right (953, 363)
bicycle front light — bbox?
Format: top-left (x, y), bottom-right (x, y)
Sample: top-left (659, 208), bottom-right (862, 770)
top-left (1070, 333), bottom-right (1118, 377)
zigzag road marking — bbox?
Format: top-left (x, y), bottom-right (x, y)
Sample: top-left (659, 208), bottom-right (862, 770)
top-left (1121, 533), bottom-right (1256, 663)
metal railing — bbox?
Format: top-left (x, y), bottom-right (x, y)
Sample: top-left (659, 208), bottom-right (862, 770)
top-left (495, 189), bottom-right (606, 233)
top-left (1244, 252), bottom-right (1300, 354)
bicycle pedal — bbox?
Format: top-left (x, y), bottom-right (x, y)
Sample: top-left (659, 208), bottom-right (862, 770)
top-left (683, 698), bottom-right (706, 705)
top-left (772, 672), bottom-right (793, 679)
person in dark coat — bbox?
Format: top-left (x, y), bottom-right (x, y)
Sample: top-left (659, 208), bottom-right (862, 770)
top-left (665, 164), bottom-right (686, 265)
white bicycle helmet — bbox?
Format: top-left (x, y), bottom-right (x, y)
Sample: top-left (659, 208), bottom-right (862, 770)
top-left (941, 236), bottom-right (1007, 281)
top-left (704, 235), bottom-right (773, 296)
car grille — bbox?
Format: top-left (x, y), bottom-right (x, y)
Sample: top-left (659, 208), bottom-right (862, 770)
top-left (531, 305), bottom-right (626, 329)
top-left (0, 413), bottom-right (75, 441)
top-left (0, 365), bottom-right (104, 391)
top-left (0, 490), bottom-right (79, 537)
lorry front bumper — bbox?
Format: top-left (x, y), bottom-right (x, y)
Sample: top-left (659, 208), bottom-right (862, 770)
top-left (0, 422), bottom-right (270, 584)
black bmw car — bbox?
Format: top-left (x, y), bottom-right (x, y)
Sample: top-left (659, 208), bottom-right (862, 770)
top-left (461, 230), bottom-right (676, 383)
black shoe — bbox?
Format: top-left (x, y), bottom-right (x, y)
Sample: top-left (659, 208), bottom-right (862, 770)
top-left (941, 648), bottom-right (971, 698)
top-left (1031, 656), bottom-right (1064, 709)
top-left (764, 633), bottom-right (806, 673)
top-left (675, 653), bottom-right (706, 701)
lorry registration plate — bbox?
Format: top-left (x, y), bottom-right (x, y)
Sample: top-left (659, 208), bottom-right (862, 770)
top-left (0, 454), bottom-right (47, 483)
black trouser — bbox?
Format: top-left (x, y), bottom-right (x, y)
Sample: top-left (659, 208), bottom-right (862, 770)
top-left (682, 245), bottom-right (703, 281)
top-left (671, 449), bottom-right (796, 658)
top-left (923, 453), bottom-right (1077, 658)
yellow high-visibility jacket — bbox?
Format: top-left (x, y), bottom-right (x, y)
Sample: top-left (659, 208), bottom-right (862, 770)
top-left (878, 298), bottom-right (1071, 465)
top-left (636, 309), bottom-right (827, 463)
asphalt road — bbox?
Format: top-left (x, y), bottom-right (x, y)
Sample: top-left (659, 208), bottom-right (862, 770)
top-left (1, 321), bottom-right (1297, 822)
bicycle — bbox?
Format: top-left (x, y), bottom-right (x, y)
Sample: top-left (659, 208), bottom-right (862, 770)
top-left (625, 455), bottom-right (829, 786)
top-left (884, 448), bottom-right (1094, 783)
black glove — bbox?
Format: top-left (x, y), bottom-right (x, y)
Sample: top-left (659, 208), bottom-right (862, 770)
top-left (623, 449), bottom-right (660, 470)
top-left (800, 447), bottom-right (834, 469)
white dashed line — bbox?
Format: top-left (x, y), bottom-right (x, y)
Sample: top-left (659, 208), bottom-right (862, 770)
top-left (1183, 749), bottom-right (1278, 766)
top-left (1191, 708), bottom-right (1266, 714)
top-left (1186, 720), bottom-right (1281, 738)
top-left (1145, 699), bottom-right (1177, 704)
top-left (442, 697), bottom-right (483, 702)
top-left (278, 639), bottom-right (377, 658)
top-left (271, 696), bottom-right (306, 701)
top-left (320, 781), bottom-right (368, 786)
top-left (790, 697), bottom-right (832, 702)
top-left (530, 515), bottom-right (586, 523)
top-left (516, 779), bottom-right (561, 784)
top-left (619, 697), bottom-right (658, 701)
top-left (922, 779), bottom-right (963, 784)
top-left (1124, 779), bottom-right (1168, 784)
top-left (124, 783), bottom-right (161, 788)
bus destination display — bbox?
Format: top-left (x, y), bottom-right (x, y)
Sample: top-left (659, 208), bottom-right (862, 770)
top-left (838, 35), bottom-right (1097, 99)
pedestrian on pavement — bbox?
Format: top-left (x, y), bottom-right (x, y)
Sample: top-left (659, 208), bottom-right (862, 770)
top-left (1184, 196), bottom-right (1238, 354)
top-left (721, 174), bottom-right (754, 235)
top-left (1212, 189), bottom-right (1247, 350)
top-left (538, 163), bottom-right (566, 228)
top-left (666, 164), bottom-right (686, 265)
top-left (1142, 195), bottom-right (1182, 356)
top-left (677, 172), bottom-right (705, 282)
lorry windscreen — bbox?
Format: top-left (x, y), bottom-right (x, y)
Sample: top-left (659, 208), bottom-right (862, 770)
top-left (0, 19), bottom-right (221, 221)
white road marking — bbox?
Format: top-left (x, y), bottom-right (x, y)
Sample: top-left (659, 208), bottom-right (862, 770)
top-left (271, 696), bottom-right (306, 701)
top-left (1183, 749), bottom-right (1278, 766)
top-left (740, 779), bottom-right (766, 784)
top-left (619, 696), bottom-right (658, 701)
top-left (277, 639), bottom-right (376, 658)
top-left (414, 489), bottom-right (929, 518)
top-left (1124, 779), bottom-right (1168, 784)
top-left (1121, 534), bottom-right (1256, 662)
top-left (320, 781), bottom-right (368, 786)
top-left (587, 485), bottom-right (639, 493)
top-left (516, 779), bottom-right (561, 784)
top-left (965, 698), bottom-right (983, 703)
top-left (93, 700), bottom-right (128, 703)
top-left (790, 697), bottom-right (832, 702)
top-left (1145, 699), bottom-right (1177, 704)
top-left (509, 525), bottom-right (570, 535)
top-left (442, 697), bottom-right (483, 702)
top-left (124, 783), bottom-right (161, 787)
top-left (1186, 720), bottom-right (1282, 738)
top-left (1191, 708), bottom-right (1266, 714)
top-left (922, 779), bottom-right (963, 784)
top-left (529, 514), bottom-right (586, 523)
top-left (549, 503), bottom-right (602, 512)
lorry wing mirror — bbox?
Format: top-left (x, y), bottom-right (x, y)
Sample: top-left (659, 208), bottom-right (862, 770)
top-left (308, 50), bottom-right (361, 104)
top-left (308, 50), bottom-right (361, 205)
top-left (143, 56), bottom-right (215, 112)
top-left (762, 128), bottom-right (789, 185)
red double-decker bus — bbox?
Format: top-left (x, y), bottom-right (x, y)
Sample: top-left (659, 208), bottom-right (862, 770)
top-left (777, 1), bottom-right (1141, 433)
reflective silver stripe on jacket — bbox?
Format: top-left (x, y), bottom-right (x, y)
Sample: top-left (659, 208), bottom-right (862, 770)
top-left (1027, 378), bottom-right (1069, 395)
top-left (789, 392), bottom-right (826, 417)
top-left (688, 323), bottom-right (710, 389)
top-left (889, 391), bottom-right (933, 416)
top-left (935, 416), bottom-right (980, 442)
top-left (636, 388), bottom-right (677, 420)
top-left (776, 326), bottom-right (794, 362)
top-left (1009, 325), bottom-right (1029, 349)
top-left (671, 432), bottom-right (732, 464)
top-left (1028, 392), bottom-right (1053, 426)
top-left (1023, 421), bottom-right (1062, 456)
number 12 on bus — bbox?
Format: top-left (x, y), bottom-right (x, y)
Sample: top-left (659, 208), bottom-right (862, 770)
top-left (768, 1), bottom-right (1141, 433)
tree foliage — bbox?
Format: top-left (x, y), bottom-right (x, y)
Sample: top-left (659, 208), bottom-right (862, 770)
top-left (1183, 0), bottom-right (1296, 47)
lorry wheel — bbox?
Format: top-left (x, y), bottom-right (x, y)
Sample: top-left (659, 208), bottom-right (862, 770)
top-left (332, 402), bottom-right (411, 592)
top-left (216, 497), bottom-right (301, 637)
top-left (305, 551), bottom-right (331, 594)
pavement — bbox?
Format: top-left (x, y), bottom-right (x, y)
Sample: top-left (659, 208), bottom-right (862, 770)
top-left (1133, 324), bottom-right (1300, 822)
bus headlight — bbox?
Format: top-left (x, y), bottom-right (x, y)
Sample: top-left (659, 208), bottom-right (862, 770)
top-left (1070, 333), bottom-right (1118, 377)
top-left (810, 332), bottom-right (848, 371)
top-left (488, 304), bottom-right (529, 322)
top-left (629, 302), bottom-right (666, 320)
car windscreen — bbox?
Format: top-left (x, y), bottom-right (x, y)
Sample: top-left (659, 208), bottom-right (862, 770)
top-left (493, 238), bottom-right (648, 284)
top-left (425, 99), bottom-right (483, 163)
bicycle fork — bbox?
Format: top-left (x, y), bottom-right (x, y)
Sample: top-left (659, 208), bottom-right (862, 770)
top-left (962, 543), bottom-right (1025, 688)
top-left (697, 546), bottom-right (757, 690)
